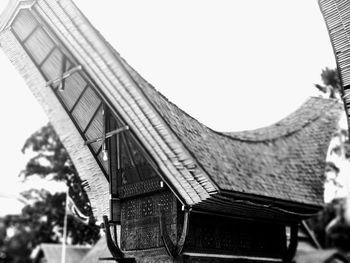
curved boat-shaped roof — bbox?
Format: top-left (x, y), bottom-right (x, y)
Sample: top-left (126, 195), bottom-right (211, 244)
top-left (124, 60), bottom-right (342, 207)
top-left (0, 0), bottom-right (343, 219)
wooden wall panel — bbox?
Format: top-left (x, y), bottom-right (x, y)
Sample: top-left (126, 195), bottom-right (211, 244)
top-left (121, 191), bottom-right (177, 251)
top-left (84, 108), bottom-right (103, 152)
top-left (57, 73), bottom-right (86, 110)
top-left (12, 10), bottom-right (38, 40)
top-left (24, 28), bottom-right (54, 64)
top-left (41, 49), bottom-right (64, 80)
top-left (71, 87), bottom-right (100, 130)
top-left (118, 178), bottom-right (162, 199)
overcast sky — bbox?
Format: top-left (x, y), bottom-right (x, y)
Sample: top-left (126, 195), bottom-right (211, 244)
top-left (0, 0), bottom-right (337, 215)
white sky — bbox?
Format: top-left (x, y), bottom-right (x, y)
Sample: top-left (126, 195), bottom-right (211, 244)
top-left (0, 0), bottom-right (338, 215)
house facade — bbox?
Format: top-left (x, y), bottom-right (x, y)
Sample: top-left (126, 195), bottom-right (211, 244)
top-left (0, 0), bottom-right (343, 262)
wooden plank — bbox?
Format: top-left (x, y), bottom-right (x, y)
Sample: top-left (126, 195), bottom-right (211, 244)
top-left (72, 88), bottom-right (101, 131)
top-left (45, 65), bottom-right (82, 87)
top-left (24, 27), bottom-right (54, 64)
top-left (12, 9), bottom-right (38, 41)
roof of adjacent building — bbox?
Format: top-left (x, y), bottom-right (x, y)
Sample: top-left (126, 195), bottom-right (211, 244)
top-left (294, 249), bottom-right (349, 263)
top-left (0, 0), bottom-right (343, 218)
top-left (32, 244), bottom-right (90, 263)
top-left (79, 238), bottom-right (111, 263)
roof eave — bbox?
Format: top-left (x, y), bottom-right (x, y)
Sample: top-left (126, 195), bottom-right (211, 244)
top-left (0, 0), bottom-right (36, 32)
top-left (220, 189), bottom-right (323, 214)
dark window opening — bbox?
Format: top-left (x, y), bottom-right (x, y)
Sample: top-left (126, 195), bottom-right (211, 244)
top-left (106, 109), bottom-right (158, 183)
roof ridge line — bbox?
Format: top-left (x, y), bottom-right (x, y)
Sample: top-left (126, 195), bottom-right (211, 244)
top-left (217, 97), bottom-right (340, 143)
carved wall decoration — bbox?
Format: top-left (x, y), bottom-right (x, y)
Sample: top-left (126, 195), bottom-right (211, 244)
top-left (118, 177), bottom-right (162, 198)
top-left (121, 191), bottom-right (178, 251)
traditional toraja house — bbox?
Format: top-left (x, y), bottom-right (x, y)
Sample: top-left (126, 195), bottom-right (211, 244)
top-left (0, 1), bottom-right (344, 262)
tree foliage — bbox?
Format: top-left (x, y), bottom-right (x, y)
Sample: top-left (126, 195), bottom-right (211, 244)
top-left (315, 68), bottom-right (348, 189)
top-left (307, 198), bottom-right (350, 251)
top-left (1, 189), bottom-right (100, 263)
top-left (314, 67), bottom-right (342, 99)
top-left (306, 67), bottom-right (350, 252)
top-left (20, 123), bottom-right (91, 215)
top-left (0, 124), bottom-right (100, 262)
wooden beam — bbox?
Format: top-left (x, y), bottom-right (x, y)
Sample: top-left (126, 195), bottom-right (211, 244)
top-left (38, 45), bottom-right (56, 67)
top-left (175, 209), bottom-right (190, 256)
top-left (159, 209), bottom-right (190, 259)
top-left (69, 84), bottom-right (88, 113)
top-left (159, 210), bottom-right (176, 257)
top-left (102, 215), bottom-right (123, 259)
top-left (100, 215), bottom-right (135, 262)
top-left (45, 64), bottom-right (82, 87)
top-left (283, 223), bottom-right (298, 263)
top-left (22, 24), bottom-right (40, 43)
top-left (83, 102), bottom-right (103, 134)
top-left (84, 126), bottom-right (129, 145)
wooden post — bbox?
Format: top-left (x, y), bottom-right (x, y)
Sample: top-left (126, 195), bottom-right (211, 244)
top-left (61, 190), bottom-right (68, 263)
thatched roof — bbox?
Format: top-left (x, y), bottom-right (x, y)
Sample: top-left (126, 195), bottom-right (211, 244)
top-left (0, 0), bottom-right (343, 219)
top-left (79, 237), bottom-right (111, 263)
top-left (80, 237), bottom-right (174, 263)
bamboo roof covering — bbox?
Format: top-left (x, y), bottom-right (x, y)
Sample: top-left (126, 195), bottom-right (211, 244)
top-left (0, 0), bottom-right (343, 219)
top-left (319, 0), bottom-right (350, 135)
